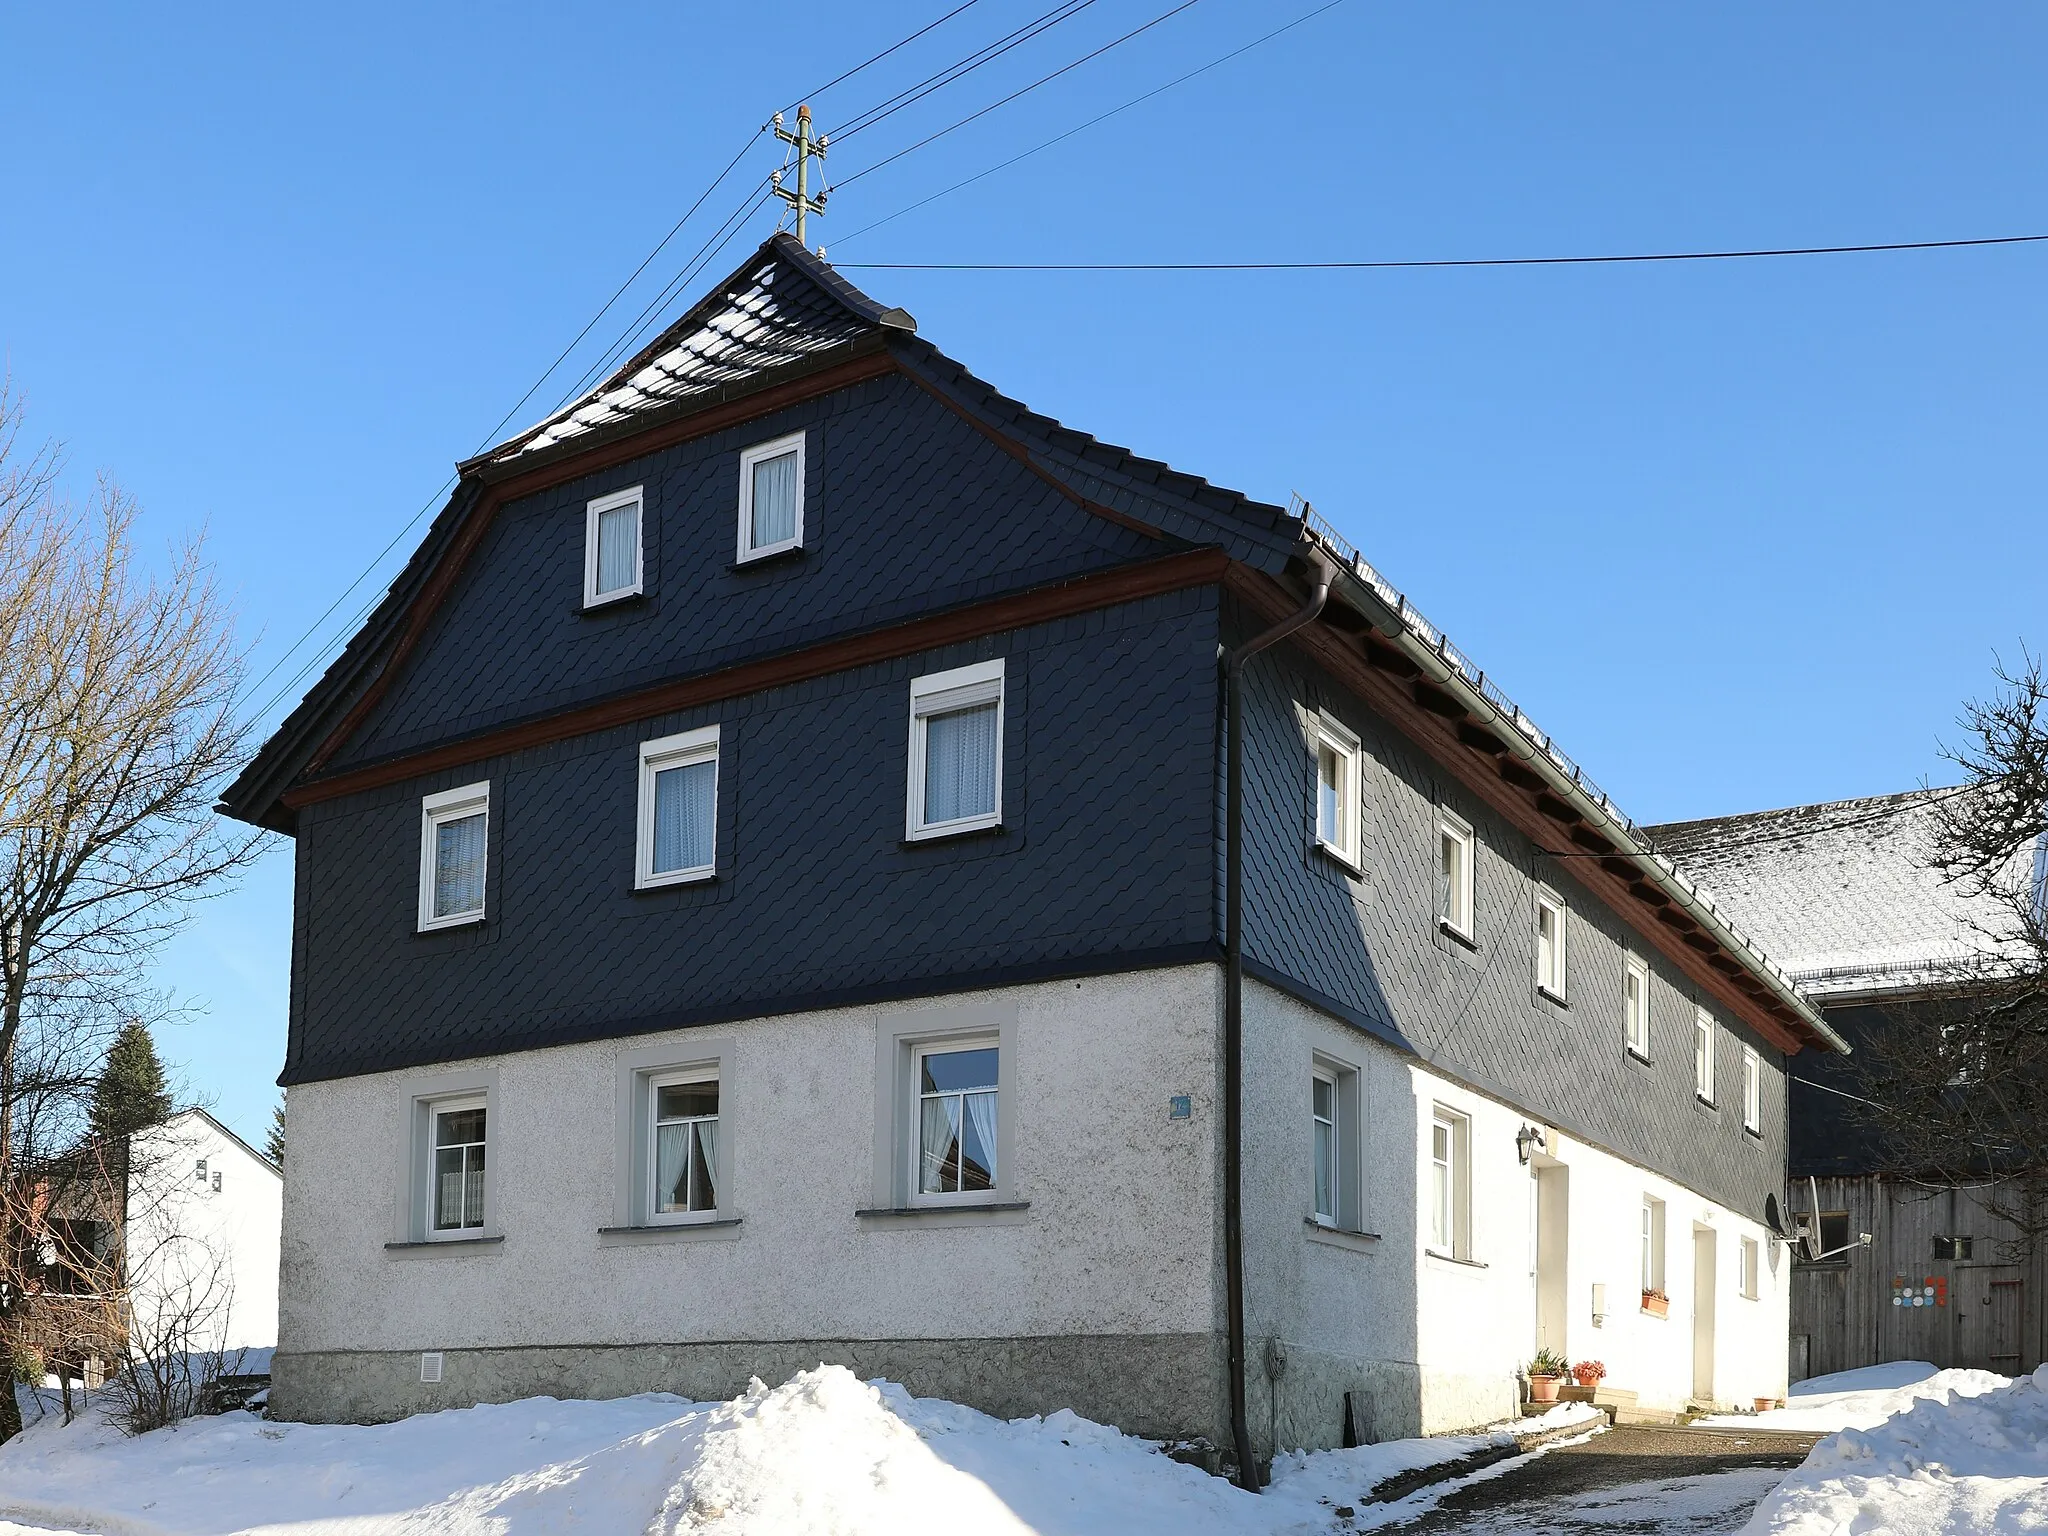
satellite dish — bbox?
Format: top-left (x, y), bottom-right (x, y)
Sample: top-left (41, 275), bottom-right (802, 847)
top-left (1765, 1193), bottom-right (1791, 1239)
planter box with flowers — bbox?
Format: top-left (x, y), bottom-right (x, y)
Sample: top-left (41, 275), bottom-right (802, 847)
top-left (1641, 1288), bottom-right (1669, 1318)
top-left (1525, 1347), bottom-right (1570, 1404)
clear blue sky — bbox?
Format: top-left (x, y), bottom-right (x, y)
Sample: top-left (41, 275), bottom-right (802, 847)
top-left (3, 3), bottom-right (2042, 1140)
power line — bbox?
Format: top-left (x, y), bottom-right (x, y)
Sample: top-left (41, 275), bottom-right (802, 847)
top-left (830, 0), bottom-right (1101, 144)
top-left (835, 0), bottom-right (1354, 247)
top-left (836, 234), bottom-right (2048, 270)
top-left (835, 0), bottom-right (1205, 190)
top-left (781, 0), bottom-right (986, 115)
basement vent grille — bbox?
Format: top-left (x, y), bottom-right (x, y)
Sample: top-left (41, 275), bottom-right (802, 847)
top-left (420, 1352), bottom-right (444, 1384)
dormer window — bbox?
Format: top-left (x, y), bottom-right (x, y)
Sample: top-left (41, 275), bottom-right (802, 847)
top-left (737, 432), bottom-right (805, 562)
top-left (584, 487), bottom-right (643, 607)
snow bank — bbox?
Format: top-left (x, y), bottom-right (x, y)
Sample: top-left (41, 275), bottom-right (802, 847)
top-left (0, 1364), bottom-right (1586, 1535)
top-left (1700, 1361), bottom-right (2008, 1432)
top-left (1744, 1363), bottom-right (2048, 1534)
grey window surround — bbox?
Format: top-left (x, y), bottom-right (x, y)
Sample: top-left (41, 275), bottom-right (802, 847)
top-left (397, 1066), bottom-right (500, 1245)
top-left (385, 1235), bottom-right (504, 1255)
top-left (872, 1000), bottom-right (1019, 1213)
top-left (855, 1201), bottom-right (1031, 1227)
top-left (615, 1037), bottom-right (734, 1230)
top-left (1304, 1218), bottom-right (1381, 1253)
top-left (1311, 1047), bottom-right (1366, 1235)
top-left (597, 1218), bottom-right (742, 1246)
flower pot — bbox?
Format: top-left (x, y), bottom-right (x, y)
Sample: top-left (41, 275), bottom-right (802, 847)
top-left (1528, 1375), bottom-right (1561, 1404)
top-left (1641, 1291), bottom-right (1669, 1318)
top-left (1754, 1397), bottom-right (1777, 1413)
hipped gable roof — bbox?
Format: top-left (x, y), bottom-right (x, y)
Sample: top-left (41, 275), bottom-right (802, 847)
top-left (221, 235), bottom-right (1298, 832)
top-left (218, 233), bottom-right (1837, 1054)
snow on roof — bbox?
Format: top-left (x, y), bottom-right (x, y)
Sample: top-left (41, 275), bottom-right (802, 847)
top-left (481, 235), bottom-right (906, 466)
top-left (1646, 789), bottom-right (2027, 998)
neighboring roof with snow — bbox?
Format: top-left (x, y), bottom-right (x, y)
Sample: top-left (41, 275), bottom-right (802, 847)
top-left (1647, 789), bottom-right (2025, 998)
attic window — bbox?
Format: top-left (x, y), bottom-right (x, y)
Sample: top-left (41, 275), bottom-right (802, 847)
top-left (1311, 714), bottom-right (1361, 867)
top-left (737, 432), bottom-right (805, 563)
top-left (584, 487), bottom-right (643, 607)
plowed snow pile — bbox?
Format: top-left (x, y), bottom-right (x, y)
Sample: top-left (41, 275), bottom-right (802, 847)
top-left (0, 1364), bottom-right (1588, 1535)
top-left (1744, 1362), bottom-right (2048, 1534)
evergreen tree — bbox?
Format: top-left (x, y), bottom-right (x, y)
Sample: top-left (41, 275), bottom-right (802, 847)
top-left (88, 1022), bottom-right (171, 1144)
top-left (265, 1101), bottom-right (284, 1166)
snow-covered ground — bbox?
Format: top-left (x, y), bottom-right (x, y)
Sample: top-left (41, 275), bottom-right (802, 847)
top-left (0, 1365), bottom-right (1600, 1536)
top-left (1699, 1359), bottom-right (2011, 1432)
top-left (1743, 1362), bottom-right (2048, 1534)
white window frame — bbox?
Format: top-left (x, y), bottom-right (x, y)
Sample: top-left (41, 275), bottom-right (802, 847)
top-left (1623, 954), bottom-right (1651, 1059)
top-left (1739, 1234), bottom-right (1761, 1300)
top-left (423, 1093), bottom-right (487, 1242)
top-left (644, 1065), bottom-right (722, 1225)
top-left (583, 485), bottom-right (644, 607)
top-left (1535, 886), bottom-right (1567, 1001)
top-left (1641, 1194), bottom-right (1666, 1294)
top-left (1695, 1007), bottom-right (1717, 1105)
top-left (418, 781), bottom-right (490, 932)
top-left (1438, 810), bottom-right (1475, 940)
top-left (635, 726), bottom-right (720, 889)
top-left (1311, 714), bottom-right (1362, 867)
top-left (908, 1035), bottom-right (1002, 1209)
top-left (905, 658), bottom-right (1005, 841)
top-left (735, 431), bottom-right (806, 563)
top-left (1312, 1066), bottom-right (1340, 1226)
top-left (1742, 1045), bottom-right (1762, 1133)
top-left (1428, 1105), bottom-right (1471, 1260)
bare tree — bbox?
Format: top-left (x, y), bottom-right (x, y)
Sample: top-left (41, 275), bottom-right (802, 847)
top-left (0, 385), bottom-right (259, 1439)
top-left (1853, 653), bottom-right (2048, 1253)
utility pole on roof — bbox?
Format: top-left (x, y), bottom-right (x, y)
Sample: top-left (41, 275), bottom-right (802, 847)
top-left (772, 104), bottom-right (828, 250)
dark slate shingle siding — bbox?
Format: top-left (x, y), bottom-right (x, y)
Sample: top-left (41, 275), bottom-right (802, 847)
top-left (286, 590), bottom-right (1219, 1084)
top-left (336, 372), bottom-right (1159, 769)
top-left (1232, 615), bottom-right (1790, 1220)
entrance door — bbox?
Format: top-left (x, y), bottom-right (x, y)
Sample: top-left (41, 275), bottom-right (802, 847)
top-left (1533, 1165), bottom-right (1569, 1354)
top-left (1990, 1279), bottom-right (2024, 1375)
top-left (1692, 1227), bottom-right (1718, 1405)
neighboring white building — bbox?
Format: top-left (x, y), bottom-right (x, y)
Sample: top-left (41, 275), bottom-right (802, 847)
top-left (123, 1109), bottom-right (283, 1358)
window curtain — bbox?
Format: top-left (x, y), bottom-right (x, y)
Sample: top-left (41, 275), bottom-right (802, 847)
top-left (1318, 747), bottom-right (1340, 844)
top-left (655, 1123), bottom-right (689, 1211)
top-left (653, 760), bottom-right (716, 872)
top-left (596, 502), bottom-right (637, 594)
top-left (924, 703), bottom-right (997, 823)
top-left (750, 452), bottom-right (798, 548)
top-left (690, 1120), bottom-right (718, 1210)
top-left (434, 813), bottom-right (486, 918)
top-left (962, 1089), bottom-right (997, 1189)
top-left (920, 1095), bottom-right (959, 1193)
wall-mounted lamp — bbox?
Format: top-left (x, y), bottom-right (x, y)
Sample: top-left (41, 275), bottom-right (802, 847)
top-left (1515, 1125), bottom-right (1541, 1164)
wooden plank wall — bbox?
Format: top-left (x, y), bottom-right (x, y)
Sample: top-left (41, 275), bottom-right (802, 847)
top-left (1789, 1175), bottom-right (2044, 1381)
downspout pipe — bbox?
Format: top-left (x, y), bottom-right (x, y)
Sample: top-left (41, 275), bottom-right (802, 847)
top-left (1220, 566), bottom-right (1329, 1492)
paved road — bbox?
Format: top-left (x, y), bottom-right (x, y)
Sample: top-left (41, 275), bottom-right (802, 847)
top-left (1389, 1424), bottom-right (1823, 1534)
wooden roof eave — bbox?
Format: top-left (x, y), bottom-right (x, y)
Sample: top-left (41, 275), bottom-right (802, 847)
top-left (1228, 555), bottom-right (1847, 1057)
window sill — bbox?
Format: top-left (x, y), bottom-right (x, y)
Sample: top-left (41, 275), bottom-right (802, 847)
top-left (1640, 1305), bottom-right (1669, 1320)
top-left (1424, 1248), bottom-right (1486, 1271)
top-left (1742, 1123), bottom-right (1763, 1140)
top-left (1305, 1219), bottom-right (1381, 1253)
top-left (579, 589), bottom-right (645, 614)
top-left (1537, 986), bottom-right (1568, 1008)
top-left (417, 913), bottom-right (487, 935)
top-left (730, 544), bottom-right (805, 572)
top-left (1314, 842), bottom-right (1366, 878)
top-left (901, 822), bottom-right (1004, 847)
top-left (1438, 920), bottom-right (1477, 950)
top-left (1695, 1094), bottom-right (1719, 1112)
top-left (597, 1219), bottom-right (741, 1246)
top-left (384, 1235), bottom-right (503, 1256)
top-left (856, 1201), bottom-right (1029, 1227)
top-left (1626, 1047), bottom-right (1651, 1066)
top-left (634, 870), bottom-right (717, 894)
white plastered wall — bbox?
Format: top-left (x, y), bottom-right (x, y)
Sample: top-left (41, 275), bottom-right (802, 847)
top-left (1243, 981), bottom-right (1790, 1434)
top-left (278, 966), bottom-right (1220, 1357)
top-left (126, 1111), bottom-right (283, 1355)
